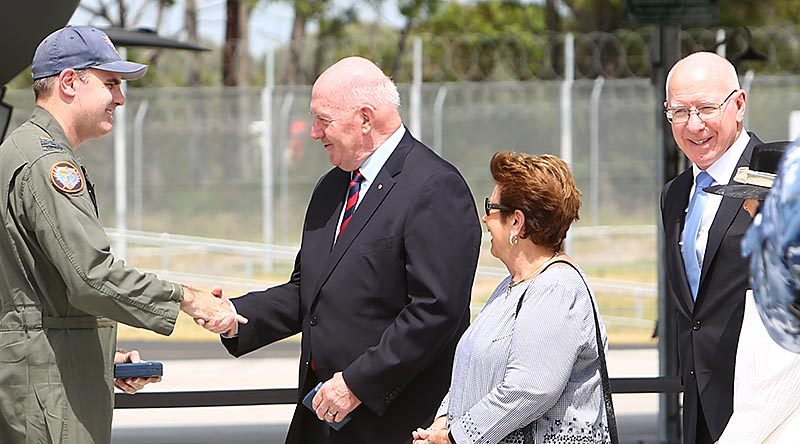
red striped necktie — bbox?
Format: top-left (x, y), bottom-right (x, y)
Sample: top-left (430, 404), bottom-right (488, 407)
top-left (339, 169), bottom-right (365, 236)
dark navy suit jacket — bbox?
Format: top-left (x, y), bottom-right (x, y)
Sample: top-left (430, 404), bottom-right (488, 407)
top-left (222, 130), bottom-right (481, 444)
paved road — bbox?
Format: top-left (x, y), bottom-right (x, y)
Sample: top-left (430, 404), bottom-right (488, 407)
top-left (112, 341), bottom-right (672, 444)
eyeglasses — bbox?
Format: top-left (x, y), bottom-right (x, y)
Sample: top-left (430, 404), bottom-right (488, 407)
top-left (484, 197), bottom-right (512, 216)
top-left (665, 90), bottom-right (738, 124)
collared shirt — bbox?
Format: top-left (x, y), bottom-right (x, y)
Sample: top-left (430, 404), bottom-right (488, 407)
top-left (686, 129), bottom-right (750, 267)
top-left (334, 125), bottom-right (405, 239)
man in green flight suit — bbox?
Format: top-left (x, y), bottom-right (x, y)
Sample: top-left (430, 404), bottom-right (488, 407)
top-left (0, 26), bottom-right (247, 443)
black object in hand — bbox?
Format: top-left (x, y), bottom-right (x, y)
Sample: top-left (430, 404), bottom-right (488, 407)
top-left (114, 362), bottom-right (163, 378)
top-left (302, 382), bottom-right (353, 431)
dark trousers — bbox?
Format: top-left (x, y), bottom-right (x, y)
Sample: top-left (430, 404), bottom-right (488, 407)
top-left (285, 370), bottom-right (332, 444)
top-left (695, 400), bottom-right (714, 444)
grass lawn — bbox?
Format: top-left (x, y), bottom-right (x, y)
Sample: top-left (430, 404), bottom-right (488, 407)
top-left (118, 230), bottom-right (660, 346)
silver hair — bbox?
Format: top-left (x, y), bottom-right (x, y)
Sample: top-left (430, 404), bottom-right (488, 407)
top-left (350, 75), bottom-right (401, 110)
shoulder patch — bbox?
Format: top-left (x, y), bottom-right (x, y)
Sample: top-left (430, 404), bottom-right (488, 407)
top-left (49, 161), bottom-right (85, 194)
top-left (40, 139), bottom-right (61, 151)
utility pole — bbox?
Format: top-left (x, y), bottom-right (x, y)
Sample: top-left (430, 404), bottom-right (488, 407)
top-left (627, 1), bottom-right (719, 442)
top-left (651, 23), bottom-right (683, 444)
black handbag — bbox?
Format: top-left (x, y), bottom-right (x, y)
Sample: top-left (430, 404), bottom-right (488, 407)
top-left (513, 259), bottom-right (619, 444)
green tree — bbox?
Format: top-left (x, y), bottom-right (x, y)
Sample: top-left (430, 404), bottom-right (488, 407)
top-left (415, 1), bottom-right (547, 81)
top-left (390, 0), bottom-right (442, 78)
top-left (719, 0), bottom-right (800, 27)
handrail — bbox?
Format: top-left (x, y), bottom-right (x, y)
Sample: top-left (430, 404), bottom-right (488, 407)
top-left (115, 388), bottom-right (298, 408)
top-left (114, 377), bottom-right (682, 409)
top-left (107, 228), bottom-right (657, 298)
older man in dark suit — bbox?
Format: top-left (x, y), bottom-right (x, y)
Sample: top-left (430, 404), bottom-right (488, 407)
top-left (661, 51), bottom-right (762, 444)
top-left (210, 56), bottom-right (481, 444)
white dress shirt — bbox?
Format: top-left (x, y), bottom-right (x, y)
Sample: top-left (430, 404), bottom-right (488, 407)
top-left (685, 130), bottom-right (750, 267)
top-left (333, 125), bottom-right (405, 242)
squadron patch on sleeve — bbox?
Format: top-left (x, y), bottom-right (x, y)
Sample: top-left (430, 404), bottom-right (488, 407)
top-left (49, 161), bottom-right (85, 194)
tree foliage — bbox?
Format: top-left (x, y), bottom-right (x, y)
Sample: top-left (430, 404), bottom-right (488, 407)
top-left (59, 0), bottom-right (800, 86)
top-left (718, 0), bottom-right (800, 27)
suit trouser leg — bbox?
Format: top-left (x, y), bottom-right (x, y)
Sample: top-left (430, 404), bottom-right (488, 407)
top-left (694, 399), bottom-right (714, 444)
top-left (286, 370), bottom-right (331, 444)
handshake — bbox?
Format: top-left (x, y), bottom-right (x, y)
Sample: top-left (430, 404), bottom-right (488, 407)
top-left (179, 285), bottom-right (246, 337)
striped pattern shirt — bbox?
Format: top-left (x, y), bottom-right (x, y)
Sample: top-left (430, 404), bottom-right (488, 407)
top-left (436, 264), bottom-right (610, 443)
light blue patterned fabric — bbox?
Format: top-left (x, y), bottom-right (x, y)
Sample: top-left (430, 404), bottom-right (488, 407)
top-left (743, 139), bottom-right (800, 353)
top-left (436, 264), bottom-right (610, 444)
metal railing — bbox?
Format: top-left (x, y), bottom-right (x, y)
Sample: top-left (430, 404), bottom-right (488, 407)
top-left (108, 227), bottom-right (657, 329)
top-left (115, 378), bottom-right (682, 409)
top-left (107, 227), bottom-right (672, 409)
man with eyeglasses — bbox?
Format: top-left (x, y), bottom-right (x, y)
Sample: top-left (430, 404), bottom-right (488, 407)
top-left (660, 51), bottom-right (766, 444)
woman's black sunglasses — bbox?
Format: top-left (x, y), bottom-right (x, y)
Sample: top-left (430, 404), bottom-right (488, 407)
top-left (484, 197), bottom-right (512, 216)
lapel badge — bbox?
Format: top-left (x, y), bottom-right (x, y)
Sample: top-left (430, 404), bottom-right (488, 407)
top-left (377, 183), bottom-right (383, 190)
top-left (50, 161), bottom-right (85, 194)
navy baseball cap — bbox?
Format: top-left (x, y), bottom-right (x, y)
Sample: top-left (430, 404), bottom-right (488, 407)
top-left (31, 26), bottom-right (147, 80)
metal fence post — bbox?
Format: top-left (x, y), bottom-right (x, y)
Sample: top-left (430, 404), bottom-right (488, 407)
top-left (590, 77), bottom-right (605, 227)
top-left (561, 33), bottom-right (574, 254)
top-left (278, 93), bottom-right (295, 244)
top-left (743, 69), bottom-right (755, 129)
top-left (133, 100), bottom-right (149, 232)
top-left (716, 29), bottom-right (726, 57)
top-left (261, 48), bottom-right (275, 272)
top-left (114, 48), bottom-right (129, 259)
top-left (433, 86), bottom-right (448, 156)
top-left (410, 36), bottom-right (422, 139)
top-left (653, 23), bottom-right (683, 444)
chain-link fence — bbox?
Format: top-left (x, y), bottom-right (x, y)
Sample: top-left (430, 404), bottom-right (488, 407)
top-left (7, 75), bottom-right (799, 242)
top-left (7, 75), bottom-right (800, 241)
top-left (6, 73), bottom-right (800, 341)
top-left (96, 26), bottom-right (800, 87)
top-left (320, 26), bottom-right (800, 82)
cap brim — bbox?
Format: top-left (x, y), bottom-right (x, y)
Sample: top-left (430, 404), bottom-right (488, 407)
top-left (704, 183), bottom-right (770, 200)
top-left (93, 60), bottom-right (148, 80)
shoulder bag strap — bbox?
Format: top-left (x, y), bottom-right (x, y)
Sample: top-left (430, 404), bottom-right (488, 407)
top-left (514, 259), bottom-right (619, 444)
top-left (513, 285), bottom-right (536, 443)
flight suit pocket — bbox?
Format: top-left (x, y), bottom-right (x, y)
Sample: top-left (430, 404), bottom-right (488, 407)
top-left (31, 380), bottom-right (67, 444)
top-left (0, 332), bottom-right (26, 363)
top-left (0, 334), bottom-right (29, 442)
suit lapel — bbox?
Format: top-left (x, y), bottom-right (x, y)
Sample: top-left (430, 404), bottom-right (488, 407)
top-left (697, 135), bottom-right (758, 301)
top-left (330, 170), bottom-right (396, 257)
top-left (666, 169), bottom-right (695, 314)
top-left (304, 169), bottom-right (349, 256)
top-left (308, 133), bottom-right (415, 305)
